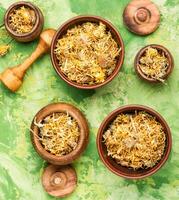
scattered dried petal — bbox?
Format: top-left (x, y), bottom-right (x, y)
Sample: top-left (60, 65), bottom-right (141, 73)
top-left (0, 45), bottom-right (10, 57)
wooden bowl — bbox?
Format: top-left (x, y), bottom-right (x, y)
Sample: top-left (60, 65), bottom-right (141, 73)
top-left (31, 103), bottom-right (89, 165)
top-left (50, 15), bottom-right (125, 89)
top-left (134, 44), bottom-right (174, 83)
top-left (4, 1), bottom-right (44, 42)
top-left (97, 105), bottom-right (172, 179)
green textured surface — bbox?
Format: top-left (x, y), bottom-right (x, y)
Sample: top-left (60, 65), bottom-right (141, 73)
top-left (0, 0), bottom-right (179, 199)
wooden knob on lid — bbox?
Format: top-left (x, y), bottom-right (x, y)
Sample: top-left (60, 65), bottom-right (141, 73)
top-left (123, 0), bottom-right (160, 35)
top-left (42, 165), bottom-right (77, 198)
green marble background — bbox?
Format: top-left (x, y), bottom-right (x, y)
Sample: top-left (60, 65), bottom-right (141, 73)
top-left (0, 0), bottom-right (179, 199)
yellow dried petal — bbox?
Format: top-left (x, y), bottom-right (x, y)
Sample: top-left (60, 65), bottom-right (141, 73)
top-left (0, 45), bottom-right (10, 57)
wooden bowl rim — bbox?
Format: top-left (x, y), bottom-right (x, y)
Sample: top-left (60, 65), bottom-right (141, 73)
top-left (50, 15), bottom-right (125, 89)
top-left (4, 1), bottom-right (42, 38)
top-left (134, 44), bottom-right (174, 83)
top-left (31, 103), bottom-right (89, 165)
top-left (97, 104), bottom-right (172, 179)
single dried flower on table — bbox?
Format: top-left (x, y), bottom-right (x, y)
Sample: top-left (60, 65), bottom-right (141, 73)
top-left (54, 22), bottom-right (121, 85)
top-left (103, 111), bottom-right (166, 170)
top-left (34, 112), bottom-right (80, 156)
top-left (0, 45), bottom-right (10, 57)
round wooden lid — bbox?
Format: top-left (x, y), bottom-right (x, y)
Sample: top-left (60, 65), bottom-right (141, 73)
top-left (123, 0), bottom-right (160, 35)
top-left (42, 165), bottom-right (77, 197)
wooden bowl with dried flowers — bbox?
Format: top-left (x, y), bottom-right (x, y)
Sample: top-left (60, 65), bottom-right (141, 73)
top-left (51, 15), bottom-right (124, 89)
top-left (4, 1), bottom-right (44, 42)
top-left (97, 105), bottom-right (172, 179)
top-left (30, 103), bottom-right (89, 165)
top-left (134, 44), bottom-right (174, 83)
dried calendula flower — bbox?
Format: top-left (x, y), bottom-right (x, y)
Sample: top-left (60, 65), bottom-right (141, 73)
top-left (9, 6), bottom-right (36, 34)
top-left (0, 45), bottom-right (10, 57)
top-left (103, 111), bottom-right (166, 170)
top-left (34, 112), bottom-right (80, 156)
top-left (54, 22), bottom-right (121, 85)
top-left (138, 47), bottom-right (169, 82)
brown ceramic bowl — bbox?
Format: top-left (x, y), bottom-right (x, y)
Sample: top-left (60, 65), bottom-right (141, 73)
top-left (97, 105), bottom-right (172, 179)
top-left (134, 44), bottom-right (174, 83)
top-left (31, 103), bottom-right (89, 165)
top-left (4, 1), bottom-right (44, 42)
top-left (50, 15), bottom-right (125, 89)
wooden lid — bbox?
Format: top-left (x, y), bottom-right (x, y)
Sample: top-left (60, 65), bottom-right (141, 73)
top-left (42, 165), bottom-right (77, 197)
top-left (123, 0), bottom-right (160, 35)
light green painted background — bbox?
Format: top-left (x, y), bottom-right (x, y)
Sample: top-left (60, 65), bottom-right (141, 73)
top-left (0, 0), bottom-right (179, 199)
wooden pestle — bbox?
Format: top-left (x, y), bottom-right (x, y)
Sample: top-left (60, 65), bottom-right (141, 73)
top-left (0, 29), bottom-right (56, 92)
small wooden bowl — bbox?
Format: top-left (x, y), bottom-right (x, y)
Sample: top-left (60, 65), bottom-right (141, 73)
top-left (4, 1), bottom-right (44, 42)
top-left (50, 15), bottom-right (125, 89)
top-left (31, 103), bottom-right (89, 165)
top-left (134, 44), bottom-right (174, 83)
top-left (97, 105), bottom-right (172, 179)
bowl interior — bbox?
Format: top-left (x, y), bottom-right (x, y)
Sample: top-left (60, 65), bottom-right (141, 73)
top-left (51, 16), bottom-right (124, 89)
top-left (31, 103), bottom-right (89, 165)
top-left (5, 2), bottom-right (38, 36)
top-left (135, 45), bottom-right (174, 82)
top-left (97, 105), bottom-right (171, 179)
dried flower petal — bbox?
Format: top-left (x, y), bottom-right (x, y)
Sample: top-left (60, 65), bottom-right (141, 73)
top-left (0, 45), bottom-right (10, 57)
